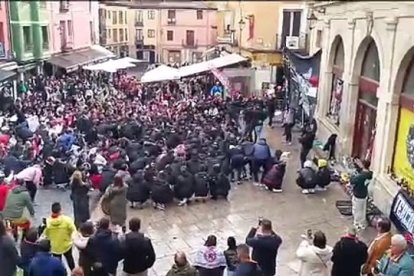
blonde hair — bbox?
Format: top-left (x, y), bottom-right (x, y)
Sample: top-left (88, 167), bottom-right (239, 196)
top-left (71, 170), bottom-right (83, 184)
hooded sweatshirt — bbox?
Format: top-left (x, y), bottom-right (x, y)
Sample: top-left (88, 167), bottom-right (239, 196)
top-left (296, 240), bottom-right (333, 276)
top-left (1, 185), bottom-right (34, 220)
top-left (44, 214), bottom-right (76, 255)
top-left (166, 263), bottom-right (198, 276)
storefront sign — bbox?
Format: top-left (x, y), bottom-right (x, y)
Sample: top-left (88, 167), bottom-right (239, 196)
top-left (393, 108), bottom-right (414, 190)
top-left (390, 190), bottom-right (414, 238)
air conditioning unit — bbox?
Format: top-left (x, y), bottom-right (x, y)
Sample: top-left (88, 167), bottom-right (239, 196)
top-left (286, 36), bottom-right (299, 49)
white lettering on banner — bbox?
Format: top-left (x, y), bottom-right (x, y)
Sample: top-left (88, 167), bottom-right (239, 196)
top-left (393, 194), bottom-right (414, 234)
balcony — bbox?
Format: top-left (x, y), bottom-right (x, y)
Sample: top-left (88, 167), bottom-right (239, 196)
top-left (136, 37), bottom-right (144, 45)
top-left (135, 21), bottom-right (144, 27)
top-left (275, 32), bottom-right (309, 54)
top-left (182, 39), bottom-right (198, 49)
top-left (61, 40), bottom-right (73, 52)
top-left (216, 32), bottom-right (237, 46)
top-left (167, 18), bottom-right (176, 25)
top-left (59, 0), bottom-right (69, 12)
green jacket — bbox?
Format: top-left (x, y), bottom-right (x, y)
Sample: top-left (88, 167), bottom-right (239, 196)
top-left (1, 186), bottom-right (34, 220)
top-left (166, 264), bottom-right (198, 276)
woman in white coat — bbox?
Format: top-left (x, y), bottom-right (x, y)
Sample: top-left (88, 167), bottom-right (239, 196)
top-left (296, 230), bottom-right (333, 276)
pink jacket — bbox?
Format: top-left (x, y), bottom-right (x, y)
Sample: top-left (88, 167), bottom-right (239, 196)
top-left (15, 166), bottom-right (43, 185)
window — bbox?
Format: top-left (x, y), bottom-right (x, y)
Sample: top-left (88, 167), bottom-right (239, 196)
top-left (136, 10), bottom-right (143, 23)
top-left (167, 30), bottom-right (173, 41)
top-left (124, 11), bottom-right (127, 24)
top-left (112, 11), bottom-right (117, 25)
top-left (281, 10), bottom-right (302, 47)
top-left (196, 10), bottom-right (203, 20)
top-left (119, 28), bottom-right (124, 42)
top-left (107, 28), bottom-right (111, 39)
top-left (148, 29), bottom-right (155, 38)
top-left (67, 20), bottom-right (73, 37)
top-left (167, 10), bottom-right (176, 24)
top-left (113, 28), bottom-right (118, 42)
top-left (125, 28), bottom-right (128, 41)
top-left (90, 21), bottom-right (94, 43)
top-left (136, 29), bottom-right (143, 40)
top-left (361, 41), bottom-right (380, 82)
top-left (22, 26), bottom-right (32, 52)
top-left (107, 10), bottom-right (111, 19)
top-left (148, 10), bottom-right (155, 20)
top-left (119, 11), bottom-right (123, 24)
top-left (41, 26), bottom-right (49, 49)
top-left (315, 30), bottom-right (322, 48)
top-left (186, 30), bottom-right (195, 46)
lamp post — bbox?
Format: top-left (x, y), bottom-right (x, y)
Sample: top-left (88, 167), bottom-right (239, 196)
top-left (238, 18), bottom-right (246, 54)
top-left (307, 11), bottom-right (318, 30)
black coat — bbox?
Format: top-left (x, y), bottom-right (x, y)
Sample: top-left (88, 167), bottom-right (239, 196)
top-left (174, 172), bottom-right (194, 199)
top-left (126, 177), bottom-right (150, 203)
top-left (71, 181), bottom-right (90, 228)
top-left (121, 232), bottom-right (156, 274)
top-left (296, 167), bottom-right (317, 189)
top-left (100, 167), bottom-right (116, 193)
top-left (151, 179), bottom-right (174, 204)
top-left (3, 154), bottom-right (26, 176)
top-left (209, 173), bottom-right (230, 197)
top-left (194, 172), bottom-right (209, 197)
top-left (53, 161), bottom-right (70, 184)
top-left (331, 236), bottom-right (368, 276)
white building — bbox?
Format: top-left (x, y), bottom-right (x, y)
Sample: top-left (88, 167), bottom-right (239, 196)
top-left (310, 1), bottom-right (414, 214)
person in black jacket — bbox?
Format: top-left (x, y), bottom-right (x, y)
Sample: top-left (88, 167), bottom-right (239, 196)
top-left (20, 228), bottom-right (39, 276)
top-left (126, 170), bottom-right (150, 209)
top-left (246, 219), bottom-right (282, 276)
top-left (331, 227), bottom-right (368, 276)
top-left (121, 217), bottom-right (156, 276)
top-left (298, 126), bottom-right (315, 168)
top-left (235, 243), bottom-right (262, 276)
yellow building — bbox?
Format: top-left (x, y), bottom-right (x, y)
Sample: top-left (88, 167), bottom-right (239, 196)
top-left (99, 3), bottom-right (129, 57)
top-left (212, 1), bottom-right (311, 67)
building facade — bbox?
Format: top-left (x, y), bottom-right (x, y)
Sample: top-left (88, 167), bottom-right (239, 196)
top-left (9, 1), bottom-right (50, 71)
top-left (312, 1), bottom-right (414, 214)
top-left (48, 1), bottom-right (96, 54)
top-left (99, 3), bottom-right (130, 57)
top-left (0, 1), bottom-right (11, 60)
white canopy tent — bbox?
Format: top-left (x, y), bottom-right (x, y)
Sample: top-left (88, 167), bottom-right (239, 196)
top-left (140, 65), bottom-right (180, 83)
top-left (83, 58), bottom-right (136, 72)
top-left (178, 53), bottom-right (247, 78)
top-left (118, 57), bottom-right (145, 63)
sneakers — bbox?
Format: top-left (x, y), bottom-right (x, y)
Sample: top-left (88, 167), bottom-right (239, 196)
top-left (272, 189), bottom-right (283, 193)
top-left (156, 203), bottom-right (166, 211)
top-left (253, 182), bottom-right (261, 187)
top-left (178, 198), bottom-right (188, 206)
top-left (315, 186), bottom-right (327, 192)
top-left (302, 189), bottom-right (315, 194)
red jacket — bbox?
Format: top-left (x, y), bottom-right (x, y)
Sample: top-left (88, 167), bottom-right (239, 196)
top-left (0, 184), bottom-right (10, 211)
top-left (90, 174), bottom-right (103, 190)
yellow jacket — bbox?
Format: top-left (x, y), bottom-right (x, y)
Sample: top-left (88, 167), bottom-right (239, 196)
top-left (44, 214), bottom-right (76, 254)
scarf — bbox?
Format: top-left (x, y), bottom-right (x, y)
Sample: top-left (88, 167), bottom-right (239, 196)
top-left (194, 246), bottom-right (227, 269)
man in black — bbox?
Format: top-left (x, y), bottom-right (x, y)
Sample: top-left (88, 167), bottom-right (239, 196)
top-left (121, 217), bottom-right (156, 276)
top-left (246, 219), bottom-right (282, 276)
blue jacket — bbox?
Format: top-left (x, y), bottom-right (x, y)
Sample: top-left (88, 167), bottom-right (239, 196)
top-left (234, 261), bottom-right (262, 276)
top-left (253, 140), bottom-right (271, 160)
top-left (28, 252), bottom-right (67, 276)
top-left (210, 85), bottom-right (223, 96)
top-left (379, 252), bottom-right (414, 276)
top-left (57, 133), bottom-right (76, 152)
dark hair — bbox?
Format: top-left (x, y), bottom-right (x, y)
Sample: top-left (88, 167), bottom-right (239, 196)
top-left (261, 219), bottom-right (272, 232)
top-left (313, 231), bottom-right (327, 249)
top-left (37, 239), bottom-right (51, 252)
top-left (377, 217), bottom-right (391, 233)
top-left (205, 235), bottom-right (217, 247)
top-left (113, 175), bottom-right (124, 187)
top-left (51, 202), bottom-right (61, 214)
top-left (97, 218), bottom-right (110, 230)
top-left (362, 159), bottom-right (371, 169)
top-left (79, 222), bottom-right (95, 236)
top-left (227, 236), bottom-right (237, 250)
top-left (25, 227), bottom-right (39, 242)
top-left (0, 220), bottom-right (6, 236)
top-left (129, 217), bottom-right (141, 232)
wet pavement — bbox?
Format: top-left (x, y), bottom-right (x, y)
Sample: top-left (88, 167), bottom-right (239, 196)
top-left (34, 124), bottom-right (376, 275)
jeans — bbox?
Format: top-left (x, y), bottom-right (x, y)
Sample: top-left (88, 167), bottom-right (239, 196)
top-left (254, 125), bottom-right (263, 141)
top-left (53, 247), bottom-right (75, 270)
top-left (352, 196), bottom-right (367, 228)
top-left (227, 271), bottom-right (236, 276)
top-left (284, 124), bottom-right (293, 142)
top-left (252, 159), bottom-right (267, 182)
top-left (300, 148), bottom-right (311, 168)
top-left (25, 181), bottom-right (37, 202)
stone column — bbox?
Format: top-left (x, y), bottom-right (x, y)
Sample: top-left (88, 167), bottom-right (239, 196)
top-left (316, 19), bottom-right (331, 119)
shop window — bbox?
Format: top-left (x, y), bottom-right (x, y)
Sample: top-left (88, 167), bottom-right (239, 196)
top-left (326, 38), bottom-right (344, 126)
top-left (402, 59), bottom-right (414, 98)
top-left (22, 26), bottom-right (32, 52)
top-left (361, 41), bottom-right (380, 82)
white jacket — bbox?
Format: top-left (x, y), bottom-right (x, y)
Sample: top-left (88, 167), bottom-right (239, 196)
top-left (296, 240), bottom-right (333, 276)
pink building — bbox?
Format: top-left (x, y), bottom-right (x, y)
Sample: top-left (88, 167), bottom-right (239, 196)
top-left (159, 2), bottom-right (217, 64)
top-left (48, 1), bottom-right (96, 54)
top-left (0, 1), bottom-right (11, 60)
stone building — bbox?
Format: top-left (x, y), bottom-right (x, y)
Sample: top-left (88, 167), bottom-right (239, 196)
top-left (311, 1), bottom-right (414, 214)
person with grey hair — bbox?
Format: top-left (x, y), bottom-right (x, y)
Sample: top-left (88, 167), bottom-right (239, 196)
top-left (374, 234), bottom-right (414, 276)
top-left (331, 227), bottom-right (368, 276)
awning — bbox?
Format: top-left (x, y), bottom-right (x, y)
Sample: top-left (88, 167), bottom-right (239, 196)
top-left (141, 65), bottom-right (180, 83)
top-left (83, 58), bottom-right (136, 73)
top-left (47, 45), bottom-right (115, 72)
top-left (0, 69), bottom-right (16, 82)
top-left (178, 53), bottom-right (247, 78)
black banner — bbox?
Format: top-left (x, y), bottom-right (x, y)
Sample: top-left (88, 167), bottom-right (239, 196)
top-left (390, 190), bottom-right (414, 240)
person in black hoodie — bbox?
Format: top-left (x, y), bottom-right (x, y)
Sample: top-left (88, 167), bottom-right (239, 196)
top-left (235, 244), bottom-right (262, 276)
top-left (246, 219), bottom-right (282, 276)
top-left (20, 228), bottom-right (39, 276)
top-left (331, 227), bottom-right (368, 276)
top-left (151, 171), bottom-right (174, 210)
top-left (86, 218), bottom-right (122, 276)
top-left (209, 164), bottom-right (230, 200)
top-left (193, 165), bottom-right (209, 201)
top-left (174, 166), bottom-right (194, 206)
top-left (298, 126), bottom-right (315, 168)
top-left (126, 170), bottom-right (150, 209)
top-left (121, 217), bottom-right (156, 276)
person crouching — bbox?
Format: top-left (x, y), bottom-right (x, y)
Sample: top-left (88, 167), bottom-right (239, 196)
top-left (193, 165), bottom-right (209, 202)
top-left (209, 164), bottom-right (231, 200)
top-left (262, 153), bottom-right (288, 193)
top-left (296, 161), bottom-right (317, 194)
top-left (316, 159), bottom-right (331, 191)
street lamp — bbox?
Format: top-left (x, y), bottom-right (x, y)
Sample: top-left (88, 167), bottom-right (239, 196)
top-left (238, 18), bottom-right (246, 54)
top-left (307, 11), bottom-right (318, 30)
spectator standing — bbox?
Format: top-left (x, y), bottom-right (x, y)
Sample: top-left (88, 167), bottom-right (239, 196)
top-left (296, 230), bottom-right (332, 276)
top-left (375, 234), bottom-right (414, 276)
top-left (298, 125), bottom-right (315, 168)
top-left (166, 252), bottom-right (198, 276)
top-left (0, 219), bottom-right (20, 276)
top-left (362, 218), bottom-right (392, 275)
top-left (44, 202), bottom-right (76, 271)
top-left (0, 171), bottom-right (10, 211)
top-left (73, 222), bottom-right (95, 276)
top-left (194, 235), bottom-right (227, 276)
top-left (121, 217), bottom-right (156, 276)
top-left (234, 243), bottom-right (261, 276)
top-left (70, 170), bottom-right (90, 228)
top-left (28, 239), bottom-right (67, 276)
top-left (331, 227), bottom-right (368, 276)
top-left (102, 175), bottom-right (127, 229)
top-left (224, 237), bottom-right (238, 276)
top-left (20, 228), bottom-right (40, 276)
top-left (246, 219), bottom-right (282, 276)
top-left (252, 138), bottom-right (271, 184)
